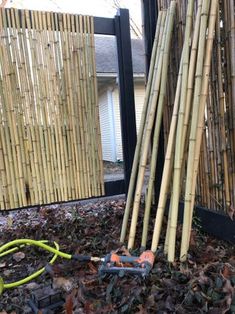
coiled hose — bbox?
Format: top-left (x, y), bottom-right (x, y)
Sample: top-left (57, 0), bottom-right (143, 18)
top-left (0, 239), bottom-right (72, 294)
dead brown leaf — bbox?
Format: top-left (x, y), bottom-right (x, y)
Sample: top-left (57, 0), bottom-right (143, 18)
top-left (135, 304), bottom-right (147, 314)
top-left (227, 206), bottom-right (235, 220)
top-left (222, 278), bottom-right (234, 296)
top-left (221, 264), bottom-right (232, 279)
top-left (65, 293), bottom-right (74, 314)
top-left (87, 262), bottom-right (97, 274)
top-left (53, 277), bottom-right (73, 292)
top-left (12, 251), bottom-right (25, 262)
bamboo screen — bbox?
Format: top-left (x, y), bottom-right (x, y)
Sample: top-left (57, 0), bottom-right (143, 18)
top-left (0, 8), bottom-right (104, 210)
top-left (159, 0), bottom-right (235, 214)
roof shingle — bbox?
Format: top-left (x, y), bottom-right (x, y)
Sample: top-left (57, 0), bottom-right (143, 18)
top-left (95, 35), bottom-right (145, 74)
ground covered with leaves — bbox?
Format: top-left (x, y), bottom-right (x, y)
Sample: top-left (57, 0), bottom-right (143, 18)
top-left (0, 199), bottom-right (235, 313)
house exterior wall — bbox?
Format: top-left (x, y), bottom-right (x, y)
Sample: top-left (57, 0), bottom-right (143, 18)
top-left (112, 82), bottom-right (145, 161)
top-left (98, 82), bottom-right (145, 162)
top-left (99, 89), bottom-right (116, 161)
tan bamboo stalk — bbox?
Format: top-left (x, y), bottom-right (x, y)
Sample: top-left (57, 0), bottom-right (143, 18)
top-left (141, 3), bottom-right (177, 249)
top-left (59, 13), bottom-right (73, 201)
top-left (180, 0), bottom-right (218, 261)
top-left (53, 12), bottom-right (69, 201)
top-left (167, 0), bottom-right (194, 262)
top-left (216, 5), bottom-right (230, 209)
top-left (69, 13), bottom-right (85, 199)
top-left (61, 12), bottom-right (79, 200)
top-left (202, 129), bottom-right (210, 207)
top-left (73, 14), bottom-right (89, 198)
top-left (0, 99), bottom-right (9, 209)
top-left (35, 11), bottom-right (54, 203)
top-left (1, 9), bottom-right (25, 207)
top-left (52, 11), bottom-right (69, 200)
top-left (10, 9), bottom-right (34, 205)
top-left (229, 0), bottom-right (235, 205)
top-left (45, 11), bottom-right (61, 201)
top-left (24, 10), bottom-right (41, 204)
top-left (82, 15), bottom-right (93, 197)
top-left (181, 0), bottom-right (203, 166)
top-left (3, 9), bottom-right (26, 206)
top-left (213, 75), bottom-right (223, 207)
top-left (174, 0), bottom-right (203, 204)
top-left (120, 10), bottom-right (165, 243)
top-left (0, 141), bottom-right (5, 208)
top-left (0, 10), bottom-right (16, 208)
top-left (180, 0), bottom-right (211, 260)
top-left (59, 12), bottom-right (72, 201)
top-left (222, 1), bottom-right (234, 208)
top-left (28, 10), bottom-right (49, 203)
top-left (90, 16), bottom-right (105, 195)
top-left (87, 15), bottom-right (101, 196)
top-left (151, 46), bottom-right (184, 252)
top-left (43, 11), bottom-right (59, 202)
top-left (39, 11), bottom-right (58, 202)
top-left (23, 9), bottom-right (43, 205)
top-left (127, 5), bottom-right (173, 250)
top-left (208, 89), bottom-right (220, 206)
top-left (79, 14), bottom-right (92, 197)
top-left (85, 15), bottom-right (98, 197)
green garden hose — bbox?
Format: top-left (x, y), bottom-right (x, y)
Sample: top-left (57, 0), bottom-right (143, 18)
top-left (0, 238), bottom-right (102, 294)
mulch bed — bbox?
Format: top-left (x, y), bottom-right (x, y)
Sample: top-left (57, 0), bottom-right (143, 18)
top-left (0, 199), bottom-right (235, 313)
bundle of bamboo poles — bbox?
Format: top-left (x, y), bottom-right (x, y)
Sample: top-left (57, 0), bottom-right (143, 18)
top-left (121, 0), bottom-right (221, 262)
top-left (0, 8), bottom-right (104, 210)
top-left (160, 0), bottom-right (235, 213)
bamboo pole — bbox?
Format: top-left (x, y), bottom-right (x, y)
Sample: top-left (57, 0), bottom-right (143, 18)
top-left (128, 3), bottom-right (176, 250)
top-left (180, 0), bottom-right (218, 261)
top-left (162, 0), bottom-right (203, 255)
top-left (229, 0), bottom-right (235, 206)
top-left (216, 4), bottom-right (230, 209)
top-left (150, 49), bottom-right (183, 252)
top-left (167, 0), bottom-right (194, 262)
top-left (120, 11), bottom-right (164, 243)
top-left (90, 16), bottom-right (105, 195)
top-left (141, 3), bottom-right (176, 248)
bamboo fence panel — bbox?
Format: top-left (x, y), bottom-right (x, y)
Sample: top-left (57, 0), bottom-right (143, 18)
top-left (0, 8), bottom-right (104, 210)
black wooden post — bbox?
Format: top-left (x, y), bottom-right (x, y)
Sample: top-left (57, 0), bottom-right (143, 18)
top-left (141, 0), bottom-right (158, 77)
top-left (141, 0), bottom-right (164, 203)
top-left (115, 9), bottom-right (137, 193)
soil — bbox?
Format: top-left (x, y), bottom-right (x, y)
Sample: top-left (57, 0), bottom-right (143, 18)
top-left (0, 199), bottom-right (235, 313)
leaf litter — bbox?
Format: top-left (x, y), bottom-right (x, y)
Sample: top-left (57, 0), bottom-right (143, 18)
top-left (0, 199), bottom-right (234, 313)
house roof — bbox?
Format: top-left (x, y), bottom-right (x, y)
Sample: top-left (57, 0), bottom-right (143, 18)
top-left (95, 35), bottom-right (145, 75)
